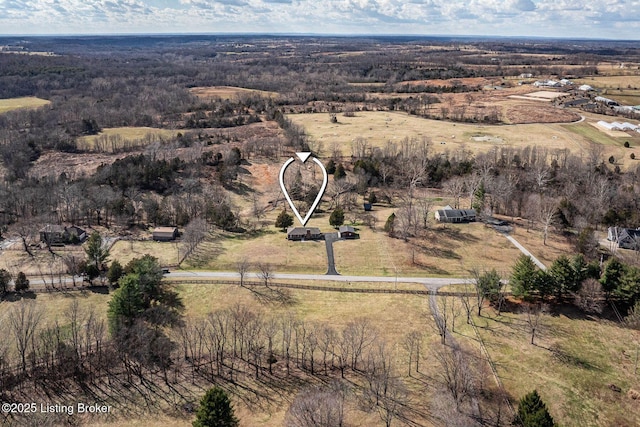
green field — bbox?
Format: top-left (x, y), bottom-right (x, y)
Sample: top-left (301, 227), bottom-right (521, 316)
top-left (0, 96), bottom-right (50, 113)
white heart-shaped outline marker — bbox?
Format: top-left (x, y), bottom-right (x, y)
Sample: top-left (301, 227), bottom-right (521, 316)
top-left (279, 153), bottom-right (328, 226)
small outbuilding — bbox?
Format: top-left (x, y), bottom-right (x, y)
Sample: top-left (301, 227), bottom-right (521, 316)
top-left (153, 226), bottom-right (179, 242)
top-left (338, 225), bottom-right (358, 239)
top-left (607, 226), bottom-right (640, 250)
top-left (363, 203), bottom-right (373, 211)
top-left (287, 227), bottom-right (322, 241)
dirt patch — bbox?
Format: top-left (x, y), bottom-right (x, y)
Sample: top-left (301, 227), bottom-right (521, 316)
top-left (505, 105), bottom-right (581, 124)
top-left (400, 77), bottom-right (494, 88)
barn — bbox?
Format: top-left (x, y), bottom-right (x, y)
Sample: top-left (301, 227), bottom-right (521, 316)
top-left (153, 227), bottom-right (179, 241)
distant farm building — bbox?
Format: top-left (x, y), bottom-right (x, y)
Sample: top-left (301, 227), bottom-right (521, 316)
top-left (338, 225), bottom-right (358, 239)
top-left (597, 120), bottom-right (639, 131)
top-left (152, 227), bottom-right (179, 241)
top-left (607, 227), bottom-right (640, 250)
top-left (595, 96), bottom-right (619, 107)
top-left (39, 224), bottom-right (87, 245)
top-left (578, 84), bottom-right (594, 91)
top-left (287, 227), bottom-right (322, 241)
top-left (519, 73), bottom-right (533, 78)
top-left (533, 80), bottom-right (561, 88)
top-left (435, 207), bottom-right (477, 223)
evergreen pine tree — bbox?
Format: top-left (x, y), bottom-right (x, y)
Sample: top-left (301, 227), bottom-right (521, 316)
top-left (193, 387), bottom-right (239, 427)
top-left (334, 163), bottom-right (346, 180)
top-left (511, 255), bottom-right (538, 301)
top-left (329, 207), bottom-right (345, 227)
top-left (275, 210), bottom-right (294, 231)
top-left (384, 212), bottom-right (396, 235)
top-left (516, 390), bottom-right (555, 427)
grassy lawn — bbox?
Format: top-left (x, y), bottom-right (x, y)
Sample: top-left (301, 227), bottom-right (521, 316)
top-left (334, 219), bottom-right (522, 277)
top-left (0, 96), bottom-right (50, 113)
top-left (184, 228), bottom-right (328, 274)
top-left (0, 248), bottom-right (85, 276)
top-left (110, 239), bottom-right (180, 267)
top-left (77, 127), bottom-right (178, 151)
top-left (451, 306), bottom-right (640, 427)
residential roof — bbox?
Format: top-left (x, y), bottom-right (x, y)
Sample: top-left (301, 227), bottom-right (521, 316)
top-left (153, 227), bottom-right (178, 233)
top-left (339, 225), bottom-right (356, 233)
top-left (287, 227), bottom-right (321, 236)
top-left (438, 209), bottom-right (476, 219)
top-left (40, 224), bottom-right (66, 233)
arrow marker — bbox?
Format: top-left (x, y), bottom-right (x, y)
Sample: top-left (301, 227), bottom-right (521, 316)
top-left (279, 154), bottom-right (328, 226)
top-left (296, 152), bottom-right (312, 163)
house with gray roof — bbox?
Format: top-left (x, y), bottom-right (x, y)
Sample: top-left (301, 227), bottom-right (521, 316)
top-left (287, 227), bottom-right (322, 241)
top-left (434, 207), bottom-right (477, 223)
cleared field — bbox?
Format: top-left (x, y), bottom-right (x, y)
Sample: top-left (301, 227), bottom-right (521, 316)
top-left (508, 90), bottom-right (565, 102)
top-left (184, 227), bottom-right (328, 274)
top-left (189, 86), bottom-right (279, 100)
top-left (110, 239), bottom-right (180, 267)
top-left (454, 307), bottom-right (640, 427)
top-left (77, 127), bottom-right (178, 151)
top-left (334, 212), bottom-right (521, 277)
top-left (287, 111), bottom-right (590, 158)
top-left (0, 247), bottom-right (84, 277)
top-left (575, 75), bottom-right (640, 89)
top-left (0, 96), bottom-right (50, 113)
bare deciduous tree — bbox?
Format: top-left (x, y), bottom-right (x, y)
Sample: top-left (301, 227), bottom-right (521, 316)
top-left (574, 278), bottom-right (604, 314)
top-left (402, 330), bottom-right (423, 376)
top-left (285, 382), bottom-right (346, 427)
top-left (258, 263), bottom-right (274, 288)
top-left (432, 345), bottom-right (477, 411)
top-left (236, 258), bottom-right (251, 287)
top-left (9, 300), bottom-right (44, 373)
top-left (523, 303), bottom-right (548, 345)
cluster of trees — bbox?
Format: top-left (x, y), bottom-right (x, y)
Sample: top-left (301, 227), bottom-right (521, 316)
top-left (509, 253), bottom-right (640, 315)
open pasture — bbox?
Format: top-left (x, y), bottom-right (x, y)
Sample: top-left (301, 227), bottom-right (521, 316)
top-left (77, 127), bottom-right (178, 151)
top-left (453, 306), bottom-right (640, 427)
top-left (288, 111), bottom-right (587, 158)
top-left (0, 96), bottom-right (50, 113)
top-left (189, 86), bottom-right (279, 100)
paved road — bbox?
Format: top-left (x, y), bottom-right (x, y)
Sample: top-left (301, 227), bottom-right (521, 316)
top-left (323, 232), bottom-right (340, 275)
top-left (23, 270), bottom-right (470, 289)
top-left (166, 270), bottom-right (469, 288)
top-left (500, 232), bottom-right (547, 270)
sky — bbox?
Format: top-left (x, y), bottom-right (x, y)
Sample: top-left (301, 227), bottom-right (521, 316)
top-left (0, 0), bottom-right (639, 39)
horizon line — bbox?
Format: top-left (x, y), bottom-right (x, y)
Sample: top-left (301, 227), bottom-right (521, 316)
top-left (0, 32), bottom-right (638, 42)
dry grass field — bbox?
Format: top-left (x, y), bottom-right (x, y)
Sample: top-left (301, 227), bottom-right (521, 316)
top-left (0, 247), bottom-right (84, 277)
top-left (288, 111), bottom-right (586, 157)
top-left (288, 111), bottom-right (640, 170)
top-left (77, 127), bottom-right (178, 151)
top-left (452, 306), bottom-right (640, 427)
top-left (1, 283), bottom-right (438, 427)
top-left (0, 96), bottom-right (50, 113)
top-left (189, 86), bottom-right (279, 100)
top-left (109, 239), bottom-right (180, 267)
top-left (333, 215), bottom-right (521, 277)
top-left (184, 228), bottom-right (328, 274)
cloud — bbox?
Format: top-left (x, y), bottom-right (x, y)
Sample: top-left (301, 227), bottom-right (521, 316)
top-left (0, 0), bottom-right (639, 38)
